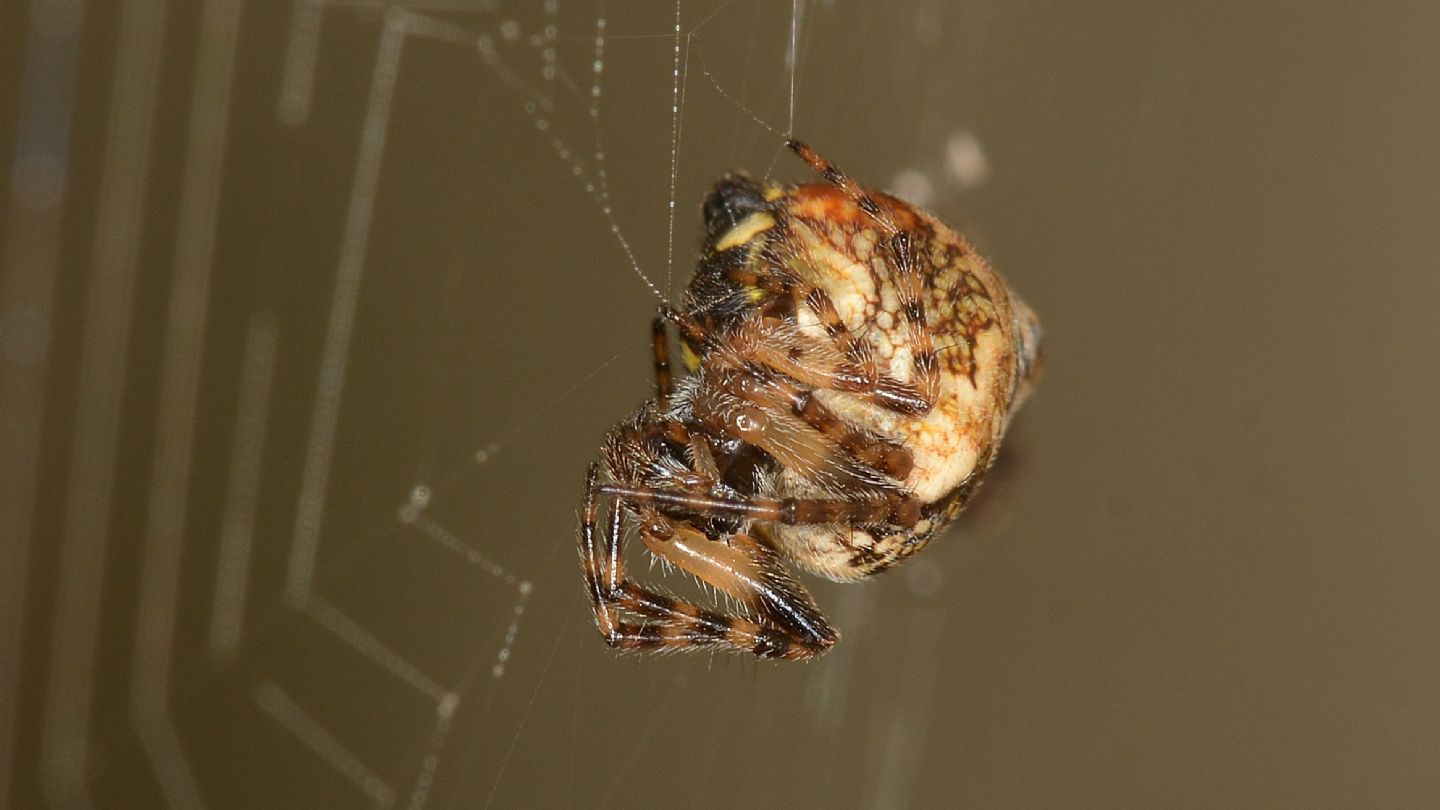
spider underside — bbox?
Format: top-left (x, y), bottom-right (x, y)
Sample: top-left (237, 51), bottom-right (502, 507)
top-left (581, 141), bottom-right (1042, 660)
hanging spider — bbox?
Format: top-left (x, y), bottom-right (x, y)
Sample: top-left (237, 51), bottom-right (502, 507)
top-left (580, 140), bottom-right (1043, 660)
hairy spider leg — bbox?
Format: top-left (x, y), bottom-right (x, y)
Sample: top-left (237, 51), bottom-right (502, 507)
top-left (654, 309), bottom-right (912, 489)
top-left (595, 483), bottom-right (921, 528)
top-left (579, 464), bottom-right (837, 660)
top-left (725, 363), bottom-right (915, 482)
top-left (798, 279), bottom-right (879, 376)
top-left (759, 241), bottom-right (934, 416)
top-left (708, 202), bottom-right (936, 418)
top-left (786, 140), bottom-right (943, 406)
top-left (694, 192), bottom-right (937, 420)
top-left (660, 301), bottom-right (919, 484)
top-left (651, 315), bottom-right (674, 409)
top-left (640, 519), bottom-right (837, 655)
top-left (582, 361), bottom-right (927, 661)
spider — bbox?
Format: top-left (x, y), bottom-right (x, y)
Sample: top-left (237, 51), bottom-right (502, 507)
top-left (580, 140), bottom-right (1042, 660)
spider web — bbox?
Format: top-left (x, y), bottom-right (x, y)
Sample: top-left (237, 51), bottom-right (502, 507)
top-left (5, 1), bottom-right (1004, 808)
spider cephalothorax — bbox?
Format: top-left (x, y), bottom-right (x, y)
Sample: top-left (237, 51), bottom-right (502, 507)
top-left (580, 141), bottom-right (1042, 660)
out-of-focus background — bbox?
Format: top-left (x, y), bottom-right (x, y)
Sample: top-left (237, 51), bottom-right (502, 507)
top-left (3, 1), bottom-right (1438, 808)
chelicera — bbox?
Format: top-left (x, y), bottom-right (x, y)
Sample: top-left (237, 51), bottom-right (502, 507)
top-left (580, 141), bottom-right (1042, 660)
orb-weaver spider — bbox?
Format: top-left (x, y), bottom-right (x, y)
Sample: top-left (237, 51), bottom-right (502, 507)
top-left (580, 141), bottom-right (1042, 660)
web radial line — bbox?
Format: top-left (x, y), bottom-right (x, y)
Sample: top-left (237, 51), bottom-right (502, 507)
top-left (402, 693), bottom-right (461, 810)
top-left (692, 41), bottom-right (780, 137)
top-left (471, 20), bottom-right (668, 306)
top-left (3, 1), bottom-right (85, 804)
top-left (38, 0), bottom-right (159, 805)
top-left (130, 1), bottom-right (243, 807)
top-left (404, 513), bottom-right (516, 583)
top-left (588, 9), bottom-right (610, 204)
top-left (304, 594), bottom-right (453, 704)
top-left (787, 0), bottom-right (804, 137)
top-left (541, 0), bottom-right (559, 91)
top-left (278, 0), bottom-right (325, 125)
top-left (489, 582), bottom-right (531, 679)
top-left (286, 9), bottom-right (408, 602)
top-left (663, 0), bottom-right (683, 291)
top-left (208, 311), bottom-right (280, 664)
top-left (255, 680), bottom-right (398, 809)
top-left (480, 611), bottom-right (570, 810)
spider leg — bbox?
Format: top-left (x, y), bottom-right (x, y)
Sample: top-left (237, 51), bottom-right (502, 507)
top-left (656, 305), bottom-right (915, 482)
top-left (884, 228), bottom-right (943, 404)
top-left (725, 367), bottom-right (915, 483)
top-left (787, 140), bottom-right (891, 231)
top-left (640, 518), bottom-right (837, 656)
top-left (596, 481), bottom-right (922, 529)
top-left (579, 464), bottom-right (836, 659)
top-left (749, 282), bottom-right (933, 416)
top-left (787, 139), bottom-right (943, 405)
top-left (651, 315), bottom-right (674, 409)
top-left (708, 252), bottom-right (881, 389)
top-left (712, 205), bottom-right (934, 416)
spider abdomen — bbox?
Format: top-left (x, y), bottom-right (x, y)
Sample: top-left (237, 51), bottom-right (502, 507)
top-left (692, 181), bottom-right (1040, 579)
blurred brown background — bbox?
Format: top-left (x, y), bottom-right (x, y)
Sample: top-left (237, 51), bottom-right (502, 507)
top-left (3, 1), bottom-right (1438, 808)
